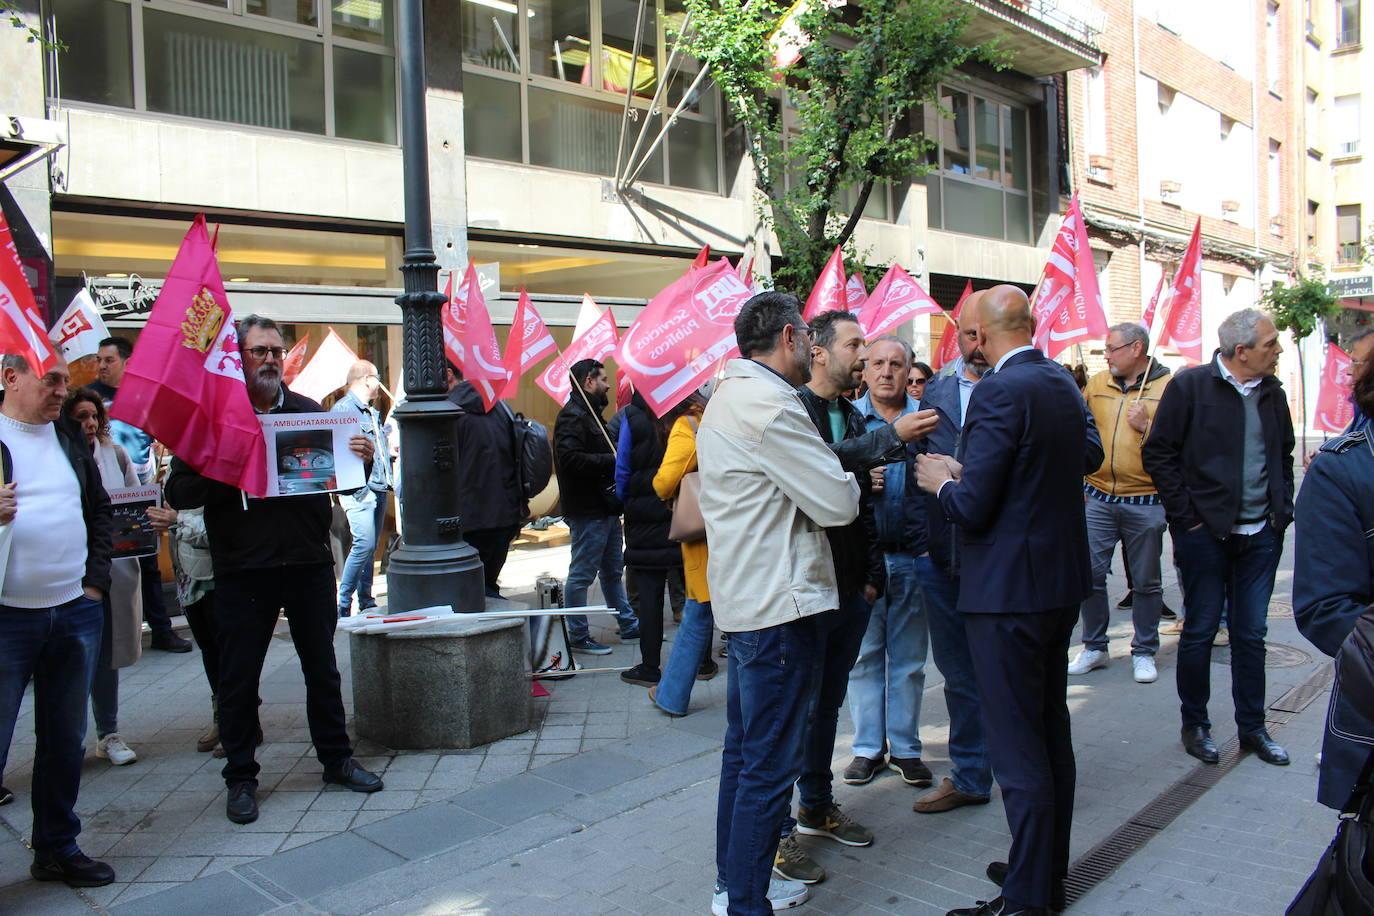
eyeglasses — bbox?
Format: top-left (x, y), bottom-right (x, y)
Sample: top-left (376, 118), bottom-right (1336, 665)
top-left (245, 346), bottom-right (287, 360)
top-left (1104, 342), bottom-right (1137, 355)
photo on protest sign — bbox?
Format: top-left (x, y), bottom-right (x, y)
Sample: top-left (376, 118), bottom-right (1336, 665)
top-left (260, 412), bottom-right (364, 497)
top-left (531, 614), bottom-right (577, 678)
top-left (108, 485), bottom-right (162, 559)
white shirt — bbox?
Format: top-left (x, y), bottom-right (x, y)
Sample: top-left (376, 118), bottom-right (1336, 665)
top-left (993, 344), bottom-right (1037, 374)
top-left (1215, 356), bottom-right (1267, 536)
top-left (0, 414), bottom-right (88, 608)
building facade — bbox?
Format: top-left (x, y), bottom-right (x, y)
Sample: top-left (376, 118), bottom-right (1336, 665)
top-left (0, 0), bottom-right (1107, 430)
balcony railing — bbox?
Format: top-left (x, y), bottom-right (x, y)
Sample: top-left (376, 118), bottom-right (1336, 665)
top-left (1337, 140), bottom-right (1361, 156)
top-left (1336, 28), bottom-right (1361, 49)
top-left (1338, 242), bottom-right (1363, 264)
top-left (1006, 0), bottom-right (1107, 45)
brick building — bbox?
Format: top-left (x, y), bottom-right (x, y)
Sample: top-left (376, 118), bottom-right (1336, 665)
top-left (1064, 0), bottom-right (1304, 388)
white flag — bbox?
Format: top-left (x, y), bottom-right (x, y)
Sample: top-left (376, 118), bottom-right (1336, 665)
top-left (48, 288), bottom-right (110, 361)
top-left (290, 328), bottom-right (359, 404)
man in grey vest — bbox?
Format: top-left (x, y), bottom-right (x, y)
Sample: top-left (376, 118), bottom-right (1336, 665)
top-left (1143, 308), bottom-right (1295, 768)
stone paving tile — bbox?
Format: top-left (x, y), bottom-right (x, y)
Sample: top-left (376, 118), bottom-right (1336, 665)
top-left (240, 831), bottom-right (403, 900)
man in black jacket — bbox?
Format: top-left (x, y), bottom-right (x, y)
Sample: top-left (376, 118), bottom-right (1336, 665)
top-left (1143, 307), bottom-right (1295, 769)
top-left (166, 315), bottom-right (383, 826)
top-left (774, 311), bottom-right (937, 885)
top-left (0, 353), bottom-right (116, 887)
top-left (553, 359), bottom-right (639, 655)
top-left (444, 363), bottom-right (524, 598)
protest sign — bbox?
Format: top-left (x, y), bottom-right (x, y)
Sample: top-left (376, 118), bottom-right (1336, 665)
top-left (260, 412), bottom-right (364, 497)
top-left (108, 485), bottom-right (162, 559)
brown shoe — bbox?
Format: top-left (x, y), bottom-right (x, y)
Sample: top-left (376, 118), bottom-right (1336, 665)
top-left (196, 721), bottom-right (220, 753)
top-left (1160, 619), bottom-right (1185, 636)
top-left (913, 777), bottom-right (990, 814)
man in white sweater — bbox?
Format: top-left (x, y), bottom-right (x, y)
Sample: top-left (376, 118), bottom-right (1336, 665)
top-left (0, 352), bottom-right (116, 888)
top-left (698, 292), bottom-right (861, 916)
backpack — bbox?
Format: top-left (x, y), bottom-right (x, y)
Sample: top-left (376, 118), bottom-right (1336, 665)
top-left (502, 403), bottom-right (553, 502)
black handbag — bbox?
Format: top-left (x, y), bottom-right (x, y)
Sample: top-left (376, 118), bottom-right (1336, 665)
top-left (1287, 751), bottom-right (1374, 915)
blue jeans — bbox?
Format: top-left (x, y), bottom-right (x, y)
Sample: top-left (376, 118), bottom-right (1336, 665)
top-left (915, 556), bottom-right (993, 797)
top-left (849, 553), bottom-right (929, 760)
top-left (654, 599), bottom-right (714, 715)
top-left (0, 596), bottom-right (103, 859)
top-left (782, 597), bottom-right (870, 835)
top-left (562, 515), bottom-right (637, 641)
top-left (1174, 523), bottom-right (1282, 735)
top-left (338, 489), bottom-right (386, 612)
top-left (716, 617), bottom-right (819, 916)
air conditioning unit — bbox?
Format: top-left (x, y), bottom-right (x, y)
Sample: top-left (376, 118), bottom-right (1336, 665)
top-left (1221, 199), bottom-right (1240, 212)
top-left (1160, 179), bottom-right (1183, 203)
top-left (1087, 154), bottom-right (1114, 182)
top-left (1270, 216), bottom-right (1284, 235)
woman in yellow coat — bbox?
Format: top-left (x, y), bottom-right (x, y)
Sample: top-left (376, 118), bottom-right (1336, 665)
top-left (649, 393), bottom-right (717, 716)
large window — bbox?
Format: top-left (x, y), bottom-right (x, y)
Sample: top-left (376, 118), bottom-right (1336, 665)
top-left (1337, 204), bottom-right (1363, 264)
top-left (461, 0), bottom-right (722, 193)
top-left (925, 85), bottom-right (1033, 243)
top-left (48, 0), bottom-right (397, 143)
top-left (1337, 0), bottom-right (1361, 48)
top-left (1334, 94), bottom-right (1362, 156)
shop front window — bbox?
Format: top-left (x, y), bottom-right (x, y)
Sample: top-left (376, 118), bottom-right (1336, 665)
top-left (49, 0), bottom-right (397, 143)
top-left (461, 0), bottom-right (722, 194)
top-left (925, 85), bottom-right (1034, 244)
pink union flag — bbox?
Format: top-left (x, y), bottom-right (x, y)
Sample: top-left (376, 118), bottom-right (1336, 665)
top-left (536, 308), bottom-right (619, 405)
top-left (1031, 194), bottom-right (1108, 360)
top-left (500, 289), bottom-right (557, 399)
top-left (1158, 219), bottom-right (1204, 364)
top-left (1313, 342), bottom-right (1355, 433)
top-left (858, 264), bottom-right (942, 340)
top-left (618, 258), bottom-right (752, 416)
top-left (1140, 271), bottom-right (1166, 335)
top-left (845, 274), bottom-right (868, 311)
top-left (803, 246), bottom-right (847, 320)
top-left (108, 215), bottom-right (267, 496)
top-left (444, 264), bottom-right (508, 397)
top-left (0, 210), bottom-right (57, 376)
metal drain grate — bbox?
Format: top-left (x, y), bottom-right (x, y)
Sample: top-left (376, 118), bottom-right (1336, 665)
top-left (1061, 662), bottom-right (1334, 908)
top-left (1213, 641), bottom-right (1312, 668)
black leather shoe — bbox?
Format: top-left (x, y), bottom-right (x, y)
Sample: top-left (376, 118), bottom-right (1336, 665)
top-left (0, 785), bottom-right (13, 806)
top-left (226, 782), bottom-right (258, 824)
top-left (1182, 726), bottom-right (1219, 764)
top-left (987, 862), bottom-right (1066, 912)
top-left (1116, 591), bottom-right (1134, 609)
top-left (31, 852), bottom-right (115, 887)
top-left (323, 758), bottom-right (384, 793)
top-left (151, 632), bottom-right (193, 653)
top-left (946, 897), bottom-right (1047, 916)
top-left (1240, 730), bottom-right (1290, 766)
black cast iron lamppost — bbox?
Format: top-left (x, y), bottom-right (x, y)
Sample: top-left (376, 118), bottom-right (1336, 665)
top-left (386, 0), bottom-right (486, 614)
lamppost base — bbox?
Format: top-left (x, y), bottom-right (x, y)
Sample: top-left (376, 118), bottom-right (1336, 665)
top-left (386, 541), bottom-right (486, 615)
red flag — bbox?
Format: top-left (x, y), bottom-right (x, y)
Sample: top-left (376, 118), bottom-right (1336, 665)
top-left (536, 308), bottom-right (619, 405)
top-left (0, 211), bottom-right (56, 376)
top-left (618, 259), bottom-right (752, 415)
top-left (444, 264), bottom-right (508, 409)
top-left (1031, 195), bottom-right (1108, 359)
top-left (692, 245), bottom-right (710, 269)
top-left (932, 281), bottom-right (973, 371)
top-left (1140, 271), bottom-right (1166, 335)
top-left (108, 215), bottom-right (267, 496)
top-left (1158, 219), bottom-right (1204, 364)
top-left (281, 335), bottom-right (309, 385)
top-left (845, 273), bottom-right (868, 312)
top-left (858, 265), bottom-right (943, 340)
top-left (1314, 342), bottom-right (1356, 433)
top-left (290, 328), bottom-right (357, 404)
top-left (500, 289), bottom-right (557, 399)
top-left (616, 370), bottom-right (634, 410)
top-left (803, 246), bottom-right (847, 321)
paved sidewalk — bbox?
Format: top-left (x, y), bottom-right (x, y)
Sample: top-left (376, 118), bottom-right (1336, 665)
top-left (0, 536), bottom-right (1338, 915)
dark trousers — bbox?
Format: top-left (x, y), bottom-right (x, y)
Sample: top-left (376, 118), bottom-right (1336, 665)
top-left (1174, 523), bottom-right (1282, 735)
top-left (215, 565), bottom-right (352, 787)
top-left (0, 596), bottom-right (103, 859)
top-left (965, 607), bottom-right (1078, 912)
top-left (786, 595), bottom-right (871, 828)
top-left (466, 525), bottom-right (522, 598)
top-left (140, 553), bottom-right (173, 637)
top-left (630, 566), bottom-right (681, 671)
top-left (183, 593), bottom-right (220, 700)
top-left (716, 616), bottom-right (819, 915)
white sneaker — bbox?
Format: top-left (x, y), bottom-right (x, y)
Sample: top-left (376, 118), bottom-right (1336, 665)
top-left (1067, 648), bottom-right (1110, 675)
top-left (96, 734), bottom-right (138, 766)
top-left (711, 877), bottom-right (810, 914)
top-left (1132, 655), bottom-right (1158, 684)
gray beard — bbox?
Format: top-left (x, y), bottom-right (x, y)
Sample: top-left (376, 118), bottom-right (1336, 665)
top-left (249, 373), bottom-right (281, 405)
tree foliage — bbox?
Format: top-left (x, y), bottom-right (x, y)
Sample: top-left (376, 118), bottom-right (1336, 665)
top-left (1262, 273), bottom-right (1341, 343)
top-left (676, 0), bottom-right (1002, 291)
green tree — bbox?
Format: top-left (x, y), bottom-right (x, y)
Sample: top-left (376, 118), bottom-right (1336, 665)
top-left (676, 0), bottom-right (1001, 291)
top-left (1261, 272), bottom-right (1341, 435)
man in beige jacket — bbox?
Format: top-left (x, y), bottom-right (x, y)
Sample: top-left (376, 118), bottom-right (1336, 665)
top-left (699, 291), bottom-right (861, 916)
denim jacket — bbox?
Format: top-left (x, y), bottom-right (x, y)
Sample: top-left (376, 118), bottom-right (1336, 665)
top-left (854, 393), bottom-right (927, 557)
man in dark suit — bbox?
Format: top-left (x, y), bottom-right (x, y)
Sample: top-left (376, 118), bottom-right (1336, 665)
top-left (916, 286), bottom-right (1101, 916)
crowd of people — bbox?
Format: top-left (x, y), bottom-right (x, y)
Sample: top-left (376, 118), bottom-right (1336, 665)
top-left (0, 285), bottom-right (1369, 914)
